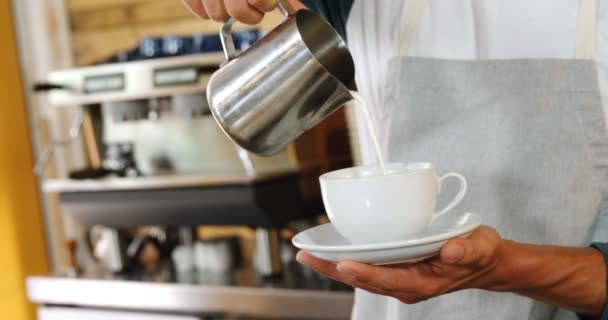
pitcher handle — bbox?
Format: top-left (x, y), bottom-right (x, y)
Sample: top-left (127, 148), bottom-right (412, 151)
top-left (277, 0), bottom-right (296, 19)
top-left (219, 17), bottom-right (238, 65)
top-left (219, 0), bottom-right (296, 65)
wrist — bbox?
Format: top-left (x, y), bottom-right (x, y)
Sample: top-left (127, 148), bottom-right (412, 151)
top-left (475, 240), bottom-right (607, 316)
top-left (473, 238), bottom-right (528, 292)
top-left (477, 239), bottom-right (571, 293)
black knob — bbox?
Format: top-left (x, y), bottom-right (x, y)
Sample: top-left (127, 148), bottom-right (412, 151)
top-left (32, 83), bottom-right (66, 92)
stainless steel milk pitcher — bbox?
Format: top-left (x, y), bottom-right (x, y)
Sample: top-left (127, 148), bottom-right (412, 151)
top-left (206, 0), bottom-right (355, 155)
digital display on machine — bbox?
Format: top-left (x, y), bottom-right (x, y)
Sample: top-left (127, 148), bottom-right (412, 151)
top-left (83, 73), bottom-right (125, 93)
top-left (153, 67), bottom-right (199, 87)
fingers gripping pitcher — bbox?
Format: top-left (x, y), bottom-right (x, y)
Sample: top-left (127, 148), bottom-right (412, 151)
top-left (206, 0), bottom-right (355, 155)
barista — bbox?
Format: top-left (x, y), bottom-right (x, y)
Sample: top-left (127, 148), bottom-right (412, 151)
top-left (182, 0), bottom-right (608, 319)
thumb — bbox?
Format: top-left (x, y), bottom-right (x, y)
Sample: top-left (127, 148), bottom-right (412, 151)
top-left (439, 226), bottom-right (501, 267)
top-left (440, 240), bottom-right (466, 263)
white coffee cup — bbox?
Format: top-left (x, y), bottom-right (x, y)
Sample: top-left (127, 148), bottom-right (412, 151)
top-left (319, 162), bottom-right (467, 244)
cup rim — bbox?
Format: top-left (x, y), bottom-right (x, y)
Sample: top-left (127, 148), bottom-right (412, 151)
top-left (319, 162), bottom-right (435, 181)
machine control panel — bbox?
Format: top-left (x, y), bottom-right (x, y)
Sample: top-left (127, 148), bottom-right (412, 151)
top-left (46, 53), bottom-right (224, 107)
top-left (84, 73), bottom-right (125, 93)
top-left (153, 67), bottom-right (199, 87)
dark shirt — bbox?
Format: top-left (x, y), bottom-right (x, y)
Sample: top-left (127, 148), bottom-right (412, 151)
top-left (582, 243), bottom-right (608, 320)
top-left (300, 0), bottom-right (353, 41)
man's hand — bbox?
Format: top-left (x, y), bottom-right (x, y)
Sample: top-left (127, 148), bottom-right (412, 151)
top-left (297, 226), bottom-right (504, 304)
top-left (181, 0), bottom-right (305, 24)
top-left (297, 225), bottom-right (607, 316)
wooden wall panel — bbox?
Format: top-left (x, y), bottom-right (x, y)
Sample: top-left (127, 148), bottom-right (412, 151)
top-left (67, 0), bottom-right (281, 66)
top-left (70, 7), bottom-right (130, 31)
top-left (67, 0), bottom-right (153, 12)
top-left (70, 0), bottom-right (192, 30)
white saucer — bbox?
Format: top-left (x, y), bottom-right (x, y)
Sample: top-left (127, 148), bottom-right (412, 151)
top-left (292, 212), bottom-right (481, 265)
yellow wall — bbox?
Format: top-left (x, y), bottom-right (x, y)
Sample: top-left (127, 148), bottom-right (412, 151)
top-left (0, 2), bottom-right (50, 320)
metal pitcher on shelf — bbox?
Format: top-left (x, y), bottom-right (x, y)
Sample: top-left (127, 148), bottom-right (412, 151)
top-left (206, 0), bottom-right (355, 156)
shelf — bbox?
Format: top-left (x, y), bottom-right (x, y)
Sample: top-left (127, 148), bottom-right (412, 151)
top-left (43, 170), bottom-right (297, 193)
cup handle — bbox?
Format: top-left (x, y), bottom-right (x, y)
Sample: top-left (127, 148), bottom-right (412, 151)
top-left (219, 0), bottom-right (296, 65)
top-left (432, 172), bottom-right (467, 222)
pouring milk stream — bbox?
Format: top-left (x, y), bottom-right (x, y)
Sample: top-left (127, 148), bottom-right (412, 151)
top-left (350, 91), bottom-right (386, 173)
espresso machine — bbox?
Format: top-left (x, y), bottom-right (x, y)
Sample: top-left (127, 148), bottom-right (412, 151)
top-left (27, 49), bottom-right (353, 320)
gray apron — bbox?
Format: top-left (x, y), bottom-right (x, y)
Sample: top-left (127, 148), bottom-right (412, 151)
top-left (349, 0), bottom-right (608, 319)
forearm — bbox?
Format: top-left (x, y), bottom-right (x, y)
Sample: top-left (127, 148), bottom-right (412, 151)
top-left (485, 240), bottom-right (607, 316)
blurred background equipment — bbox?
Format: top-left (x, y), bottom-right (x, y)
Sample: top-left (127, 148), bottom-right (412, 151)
top-left (13, 0), bottom-right (358, 319)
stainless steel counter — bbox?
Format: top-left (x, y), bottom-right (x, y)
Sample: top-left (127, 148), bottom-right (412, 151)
top-left (27, 267), bottom-right (353, 319)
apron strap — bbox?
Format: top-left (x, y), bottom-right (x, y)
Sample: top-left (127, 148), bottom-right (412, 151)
top-left (575, 0), bottom-right (598, 59)
top-left (396, 0), bottom-right (598, 60)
